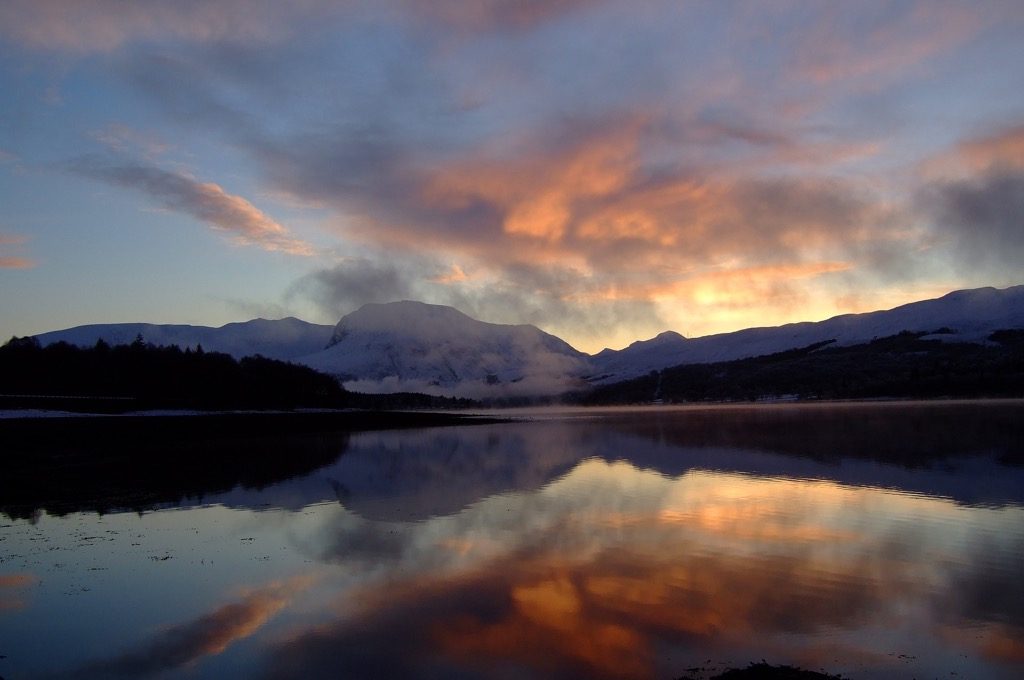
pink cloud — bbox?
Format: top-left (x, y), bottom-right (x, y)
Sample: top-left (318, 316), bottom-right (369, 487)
top-left (789, 2), bottom-right (987, 87)
top-left (0, 234), bottom-right (36, 269)
top-left (72, 159), bottom-right (316, 256)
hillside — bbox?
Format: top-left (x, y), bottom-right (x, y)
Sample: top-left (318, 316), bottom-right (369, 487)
top-left (579, 329), bottom-right (1024, 404)
top-left (589, 286), bottom-right (1024, 384)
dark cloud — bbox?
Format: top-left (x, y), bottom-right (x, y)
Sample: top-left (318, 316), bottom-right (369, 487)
top-left (69, 155), bottom-right (314, 255)
top-left (290, 257), bottom-right (422, 319)
top-left (435, 263), bottom-right (666, 347)
top-left (291, 255), bottom-right (665, 348)
top-left (922, 169), bottom-right (1024, 274)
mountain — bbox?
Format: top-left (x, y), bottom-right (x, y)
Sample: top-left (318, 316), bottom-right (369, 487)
top-left (33, 317), bottom-right (334, 361)
top-left (589, 285), bottom-right (1024, 384)
top-left (295, 300), bottom-right (591, 398)
top-left (27, 285), bottom-right (1024, 398)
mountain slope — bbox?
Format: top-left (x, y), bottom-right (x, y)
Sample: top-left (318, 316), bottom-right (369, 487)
top-left (590, 285), bottom-right (1024, 384)
top-left (33, 317), bottom-right (334, 361)
top-left (295, 300), bottom-right (590, 398)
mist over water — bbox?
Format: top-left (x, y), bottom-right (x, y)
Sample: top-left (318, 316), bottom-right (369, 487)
top-left (2, 401), bottom-right (1023, 679)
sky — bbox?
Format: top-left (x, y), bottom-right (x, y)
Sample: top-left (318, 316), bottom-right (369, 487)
top-left (1, 1), bottom-right (1023, 354)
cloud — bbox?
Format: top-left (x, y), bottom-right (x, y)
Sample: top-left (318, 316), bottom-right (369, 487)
top-left (926, 123), bottom-right (1024, 178)
top-left (292, 255), bottom-right (667, 351)
top-left (291, 257), bottom-right (421, 319)
top-left (268, 107), bottom-right (905, 346)
top-left (265, 109), bottom-right (898, 273)
top-left (68, 577), bottom-right (311, 679)
top-left (0, 257), bottom-right (35, 269)
top-left (0, 0), bottom-right (339, 52)
top-left (922, 169), bottom-right (1024, 274)
top-left (787, 2), bottom-right (987, 87)
top-left (0, 234), bottom-right (36, 269)
top-left (409, 0), bottom-right (605, 33)
top-left (913, 121), bottom-right (1024, 277)
top-left (0, 0), bottom-right (608, 53)
top-left (70, 157), bottom-right (315, 256)
top-left (15, 0), bottom-right (1009, 346)
top-left (90, 123), bottom-right (171, 158)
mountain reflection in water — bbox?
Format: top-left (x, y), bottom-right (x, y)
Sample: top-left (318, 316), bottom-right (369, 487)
top-left (1, 401), bottom-right (1022, 679)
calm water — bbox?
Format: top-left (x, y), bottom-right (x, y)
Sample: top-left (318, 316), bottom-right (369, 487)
top-left (2, 402), bottom-right (1023, 679)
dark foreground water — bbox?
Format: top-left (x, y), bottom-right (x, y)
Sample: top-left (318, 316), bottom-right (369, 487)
top-left (2, 401), bottom-right (1023, 679)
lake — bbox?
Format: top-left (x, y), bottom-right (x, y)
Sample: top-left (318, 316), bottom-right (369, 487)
top-left (2, 401), bottom-right (1023, 679)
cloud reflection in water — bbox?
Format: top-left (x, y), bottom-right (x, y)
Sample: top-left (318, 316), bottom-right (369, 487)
top-left (261, 454), bottom-right (1024, 679)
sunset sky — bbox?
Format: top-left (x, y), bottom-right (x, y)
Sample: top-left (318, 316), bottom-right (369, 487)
top-left (2, 1), bottom-right (1023, 353)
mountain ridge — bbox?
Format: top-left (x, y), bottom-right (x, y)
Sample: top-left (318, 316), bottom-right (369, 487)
top-left (33, 317), bottom-right (335, 362)
top-left (28, 285), bottom-right (1024, 396)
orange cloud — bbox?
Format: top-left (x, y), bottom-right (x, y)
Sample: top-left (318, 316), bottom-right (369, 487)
top-left (412, 115), bottom-right (889, 279)
top-left (921, 123), bottom-right (1024, 180)
top-left (0, 233), bottom-right (36, 269)
top-left (419, 115), bottom-right (641, 249)
top-left (72, 159), bottom-right (316, 256)
top-left (0, 257), bottom-right (36, 269)
top-left (430, 263), bottom-right (470, 284)
top-left (954, 124), bottom-right (1024, 172)
top-left (325, 111), bottom-right (903, 348)
top-left (584, 261), bottom-right (851, 304)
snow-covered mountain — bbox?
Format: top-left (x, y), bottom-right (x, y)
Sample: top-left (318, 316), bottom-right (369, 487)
top-left (295, 301), bottom-right (591, 398)
top-left (28, 285), bottom-right (1024, 396)
top-left (34, 317), bottom-right (334, 361)
top-left (589, 285), bottom-right (1024, 384)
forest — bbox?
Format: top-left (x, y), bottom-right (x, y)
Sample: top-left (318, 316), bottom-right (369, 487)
top-left (0, 335), bottom-right (349, 410)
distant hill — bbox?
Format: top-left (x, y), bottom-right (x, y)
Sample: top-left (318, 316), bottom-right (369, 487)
top-left (34, 317), bottom-right (334, 361)
top-left (579, 329), bottom-right (1024, 404)
top-left (589, 285), bottom-right (1024, 384)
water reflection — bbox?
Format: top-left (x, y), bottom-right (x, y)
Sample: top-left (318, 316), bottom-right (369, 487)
top-left (66, 576), bottom-right (314, 679)
top-left (260, 462), bottom-right (1023, 679)
top-left (1, 402), bottom-right (1023, 679)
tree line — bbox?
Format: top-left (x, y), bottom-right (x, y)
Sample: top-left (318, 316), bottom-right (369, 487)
top-left (0, 335), bottom-right (478, 411)
top-left (0, 335), bottom-right (346, 411)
